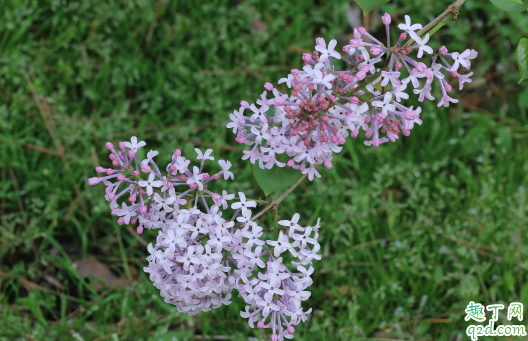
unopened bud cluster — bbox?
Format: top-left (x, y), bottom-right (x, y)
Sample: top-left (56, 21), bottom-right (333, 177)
top-left (227, 13), bottom-right (477, 180)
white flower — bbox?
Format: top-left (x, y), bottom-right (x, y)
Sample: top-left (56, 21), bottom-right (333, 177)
top-left (415, 33), bottom-right (433, 58)
top-left (397, 15), bottom-right (423, 39)
top-left (218, 160), bottom-right (234, 180)
top-left (141, 150), bottom-right (159, 166)
top-left (315, 39), bottom-right (341, 62)
top-left (195, 148), bottom-right (214, 161)
top-left (124, 136), bottom-right (146, 152)
top-left (138, 172), bottom-right (164, 196)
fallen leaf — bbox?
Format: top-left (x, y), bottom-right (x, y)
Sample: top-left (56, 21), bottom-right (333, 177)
top-left (73, 258), bottom-right (131, 290)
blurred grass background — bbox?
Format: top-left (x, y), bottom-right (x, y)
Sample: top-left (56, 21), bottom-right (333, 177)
top-left (1, 0), bottom-right (528, 340)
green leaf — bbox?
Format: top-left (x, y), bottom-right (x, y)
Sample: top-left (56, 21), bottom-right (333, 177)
top-left (253, 161), bottom-right (301, 197)
top-left (517, 38), bottom-right (528, 83)
top-left (354, 0), bottom-right (391, 17)
top-left (489, 0), bottom-right (527, 12)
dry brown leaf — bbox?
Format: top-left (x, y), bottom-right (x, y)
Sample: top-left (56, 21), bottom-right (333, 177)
top-left (73, 258), bottom-right (131, 290)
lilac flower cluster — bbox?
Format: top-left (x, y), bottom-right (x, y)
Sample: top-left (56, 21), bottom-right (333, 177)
top-left (227, 13), bottom-right (477, 180)
top-left (88, 137), bottom-right (321, 340)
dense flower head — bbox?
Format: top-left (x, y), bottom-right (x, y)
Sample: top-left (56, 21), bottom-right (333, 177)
top-left (88, 137), bottom-right (321, 339)
top-left (227, 13), bottom-right (477, 179)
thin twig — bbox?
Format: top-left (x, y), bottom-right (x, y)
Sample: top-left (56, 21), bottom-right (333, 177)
top-left (403, 0), bottom-right (468, 47)
top-left (250, 174), bottom-right (307, 221)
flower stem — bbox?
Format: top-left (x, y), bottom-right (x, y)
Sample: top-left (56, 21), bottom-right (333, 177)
top-left (250, 174), bottom-right (307, 221)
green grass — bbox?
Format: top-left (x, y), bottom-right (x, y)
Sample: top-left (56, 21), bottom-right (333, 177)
top-left (1, 0), bottom-right (528, 340)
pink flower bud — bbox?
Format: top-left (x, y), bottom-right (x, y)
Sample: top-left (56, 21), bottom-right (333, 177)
top-left (349, 39), bottom-right (361, 48)
top-left (415, 62), bottom-right (427, 73)
top-left (324, 160), bottom-right (333, 169)
top-left (173, 149), bottom-right (182, 158)
top-left (108, 193), bottom-right (116, 201)
top-left (402, 129), bottom-right (411, 136)
top-left (95, 166), bottom-right (104, 173)
top-left (364, 116), bottom-right (371, 123)
top-left (399, 32), bottom-right (407, 41)
top-left (382, 13), bottom-right (391, 25)
top-left (321, 116), bottom-right (330, 123)
top-left (337, 136), bottom-right (346, 144)
top-left (109, 154), bottom-right (116, 160)
top-left (166, 182), bottom-right (174, 189)
top-left (357, 27), bottom-right (366, 35)
top-left (353, 28), bottom-right (361, 39)
top-left (118, 151), bottom-right (125, 158)
top-left (287, 326), bottom-right (295, 334)
top-left (294, 76), bottom-right (301, 84)
top-left (356, 71), bottom-right (366, 81)
top-left (130, 218), bottom-right (137, 225)
top-left (291, 129), bottom-right (299, 136)
top-left (131, 170), bottom-right (139, 176)
top-left (361, 65), bottom-right (370, 72)
top-left (119, 142), bottom-right (126, 150)
top-left (213, 174), bottom-right (220, 179)
top-left (88, 177), bottom-right (100, 185)
top-left (304, 139), bottom-right (311, 146)
top-left (338, 71), bottom-right (345, 79)
top-left (141, 165), bottom-right (152, 173)
top-left (212, 193), bottom-right (221, 204)
top-left (365, 130), bottom-right (373, 138)
top-left (180, 175), bottom-right (186, 180)
top-left (346, 74), bottom-right (354, 83)
top-left (330, 136), bottom-right (338, 143)
top-left (291, 68), bottom-right (300, 75)
top-left (387, 131), bottom-right (398, 142)
top-left (404, 111), bottom-right (416, 120)
top-left (395, 62), bottom-right (403, 69)
top-left (320, 135), bottom-right (328, 142)
top-left (342, 46), bottom-right (350, 54)
top-left (372, 137), bottom-right (380, 147)
top-left (274, 98), bottom-right (285, 105)
top-left (317, 96), bottom-right (326, 103)
top-left (257, 321), bottom-right (265, 329)
top-left (105, 142), bottom-right (114, 150)
top-left (445, 83), bottom-right (452, 92)
top-left (302, 53), bottom-right (312, 62)
top-left (128, 150), bottom-right (135, 158)
top-left (450, 70), bottom-right (458, 77)
top-left (349, 96), bottom-right (359, 104)
top-left (240, 101), bottom-right (250, 108)
top-left (264, 82), bottom-right (273, 91)
top-left (111, 209), bottom-right (119, 216)
top-left (128, 195), bottom-right (136, 203)
top-left (315, 37), bottom-right (326, 47)
top-left (170, 165), bottom-right (177, 173)
top-left (370, 46), bottom-right (382, 55)
top-left (137, 225), bottom-right (144, 234)
top-left (117, 174), bottom-right (126, 181)
top-left (106, 169), bottom-right (114, 175)
top-left (358, 54), bottom-right (364, 61)
top-left (287, 159), bottom-right (295, 167)
top-left (202, 173), bottom-right (209, 179)
top-left (293, 85), bottom-right (301, 92)
top-left (117, 217), bottom-right (125, 225)
top-left (271, 334), bottom-right (278, 341)
top-left (351, 129), bottom-right (359, 138)
top-left (189, 183), bottom-right (197, 189)
top-left (439, 46), bottom-right (448, 54)
top-left (328, 94), bottom-right (336, 101)
top-left (140, 206), bottom-right (147, 214)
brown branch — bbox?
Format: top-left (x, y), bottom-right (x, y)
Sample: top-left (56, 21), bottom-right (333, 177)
top-left (250, 174), bottom-right (307, 221)
top-left (403, 0), bottom-right (468, 48)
